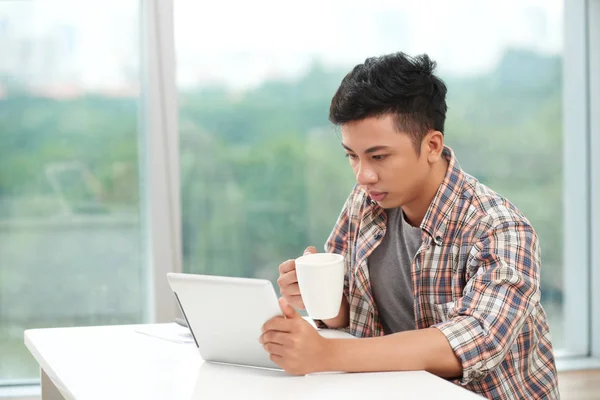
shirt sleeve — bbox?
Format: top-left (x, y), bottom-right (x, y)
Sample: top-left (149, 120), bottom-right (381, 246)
top-left (432, 219), bottom-right (542, 385)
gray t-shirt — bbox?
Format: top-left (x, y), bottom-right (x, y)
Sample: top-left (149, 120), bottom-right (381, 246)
top-left (368, 207), bottom-right (423, 334)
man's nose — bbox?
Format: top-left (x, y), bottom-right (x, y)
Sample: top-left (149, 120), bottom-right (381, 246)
top-left (356, 161), bottom-right (378, 185)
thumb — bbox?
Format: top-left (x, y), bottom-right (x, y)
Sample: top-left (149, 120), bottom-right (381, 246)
top-left (303, 246), bottom-right (318, 255)
top-left (279, 297), bottom-right (300, 319)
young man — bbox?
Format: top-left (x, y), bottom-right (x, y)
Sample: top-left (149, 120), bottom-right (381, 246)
top-left (260, 52), bottom-right (559, 399)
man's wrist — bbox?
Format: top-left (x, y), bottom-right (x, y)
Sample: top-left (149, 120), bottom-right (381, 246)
top-left (319, 338), bottom-right (345, 372)
top-left (313, 319), bottom-right (330, 329)
top-left (319, 314), bottom-right (342, 328)
top-left (320, 318), bottom-right (341, 329)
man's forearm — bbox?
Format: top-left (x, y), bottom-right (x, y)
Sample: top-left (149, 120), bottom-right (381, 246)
top-left (321, 296), bottom-right (349, 329)
top-left (323, 327), bottom-right (463, 379)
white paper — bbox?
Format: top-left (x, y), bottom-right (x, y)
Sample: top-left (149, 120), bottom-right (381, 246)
top-left (317, 329), bottom-right (356, 339)
top-left (134, 319), bottom-right (354, 345)
top-left (135, 323), bottom-right (195, 344)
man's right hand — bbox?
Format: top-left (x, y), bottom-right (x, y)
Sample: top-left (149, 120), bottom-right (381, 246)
top-left (277, 246), bottom-right (317, 310)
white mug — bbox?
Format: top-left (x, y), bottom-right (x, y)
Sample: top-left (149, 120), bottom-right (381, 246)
top-left (295, 253), bottom-right (344, 320)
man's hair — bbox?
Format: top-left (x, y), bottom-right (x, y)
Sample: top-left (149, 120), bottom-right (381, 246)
top-left (329, 52), bottom-right (448, 152)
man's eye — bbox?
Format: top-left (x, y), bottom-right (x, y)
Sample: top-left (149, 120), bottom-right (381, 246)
top-left (372, 155), bottom-right (387, 161)
top-left (345, 153), bottom-right (357, 160)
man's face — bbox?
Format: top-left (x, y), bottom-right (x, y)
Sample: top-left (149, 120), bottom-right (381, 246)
top-left (340, 114), bottom-right (432, 209)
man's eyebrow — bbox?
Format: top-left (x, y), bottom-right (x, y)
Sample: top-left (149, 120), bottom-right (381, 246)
top-left (342, 143), bottom-right (391, 154)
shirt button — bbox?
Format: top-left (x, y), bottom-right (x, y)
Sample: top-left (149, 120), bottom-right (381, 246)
top-left (374, 232), bottom-right (383, 241)
top-left (435, 235), bottom-right (442, 244)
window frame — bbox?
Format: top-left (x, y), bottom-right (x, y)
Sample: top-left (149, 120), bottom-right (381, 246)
top-left (142, 0), bottom-right (182, 324)
top-left (588, 0), bottom-right (600, 362)
top-left (561, 0), bottom-right (591, 358)
top-left (559, 0), bottom-right (600, 368)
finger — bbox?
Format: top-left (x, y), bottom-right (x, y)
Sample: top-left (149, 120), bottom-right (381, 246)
top-left (269, 354), bottom-right (284, 366)
top-left (278, 271), bottom-right (299, 289)
top-left (288, 294), bottom-right (305, 309)
top-left (263, 317), bottom-right (293, 333)
top-left (279, 259), bottom-right (296, 274)
top-left (304, 246), bottom-right (318, 255)
top-left (260, 330), bottom-right (289, 346)
top-left (280, 282), bottom-right (300, 297)
top-left (263, 342), bottom-right (285, 356)
top-left (279, 297), bottom-right (301, 319)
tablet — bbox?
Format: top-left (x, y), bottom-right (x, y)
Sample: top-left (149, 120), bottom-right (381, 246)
top-left (166, 272), bottom-right (283, 369)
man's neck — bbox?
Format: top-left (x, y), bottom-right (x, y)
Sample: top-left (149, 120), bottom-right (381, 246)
top-left (402, 158), bottom-right (449, 227)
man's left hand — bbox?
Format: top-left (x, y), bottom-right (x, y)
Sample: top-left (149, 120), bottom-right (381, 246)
top-left (260, 298), bottom-right (330, 375)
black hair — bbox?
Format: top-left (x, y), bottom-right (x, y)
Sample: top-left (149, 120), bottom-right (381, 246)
top-left (329, 52), bottom-right (448, 152)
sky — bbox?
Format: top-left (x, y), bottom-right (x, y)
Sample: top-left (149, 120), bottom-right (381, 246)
top-left (175, 0), bottom-right (563, 87)
top-left (0, 0), bottom-right (563, 91)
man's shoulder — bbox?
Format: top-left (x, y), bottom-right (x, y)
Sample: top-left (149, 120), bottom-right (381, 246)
top-left (459, 174), bottom-right (535, 234)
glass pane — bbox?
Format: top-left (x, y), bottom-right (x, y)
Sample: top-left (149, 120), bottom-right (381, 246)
top-left (0, 1), bottom-right (146, 382)
top-left (175, 0), bottom-right (564, 348)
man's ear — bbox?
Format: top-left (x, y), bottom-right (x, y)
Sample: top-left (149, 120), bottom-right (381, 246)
top-left (423, 130), bottom-right (444, 163)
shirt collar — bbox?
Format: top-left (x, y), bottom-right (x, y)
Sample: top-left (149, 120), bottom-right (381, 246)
top-left (420, 146), bottom-right (465, 245)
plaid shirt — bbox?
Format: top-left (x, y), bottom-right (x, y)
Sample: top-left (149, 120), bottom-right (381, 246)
top-left (324, 146), bottom-right (559, 399)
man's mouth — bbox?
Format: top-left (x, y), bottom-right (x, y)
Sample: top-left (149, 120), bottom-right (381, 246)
top-left (369, 191), bottom-right (388, 202)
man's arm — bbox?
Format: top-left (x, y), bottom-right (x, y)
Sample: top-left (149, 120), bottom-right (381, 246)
top-left (322, 220), bottom-right (541, 383)
top-left (262, 300), bottom-right (461, 377)
top-left (325, 327), bottom-right (462, 378)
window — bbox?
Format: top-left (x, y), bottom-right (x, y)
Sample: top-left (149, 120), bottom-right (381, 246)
top-left (174, 0), bottom-right (566, 348)
top-left (4, 0), bottom-right (598, 393)
top-left (0, 1), bottom-right (147, 382)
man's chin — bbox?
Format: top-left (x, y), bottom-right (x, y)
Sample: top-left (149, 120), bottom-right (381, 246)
top-left (376, 197), bottom-right (401, 209)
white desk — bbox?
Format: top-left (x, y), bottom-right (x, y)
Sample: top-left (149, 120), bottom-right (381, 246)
top-left (25, 324), bottom-right (482, 400)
